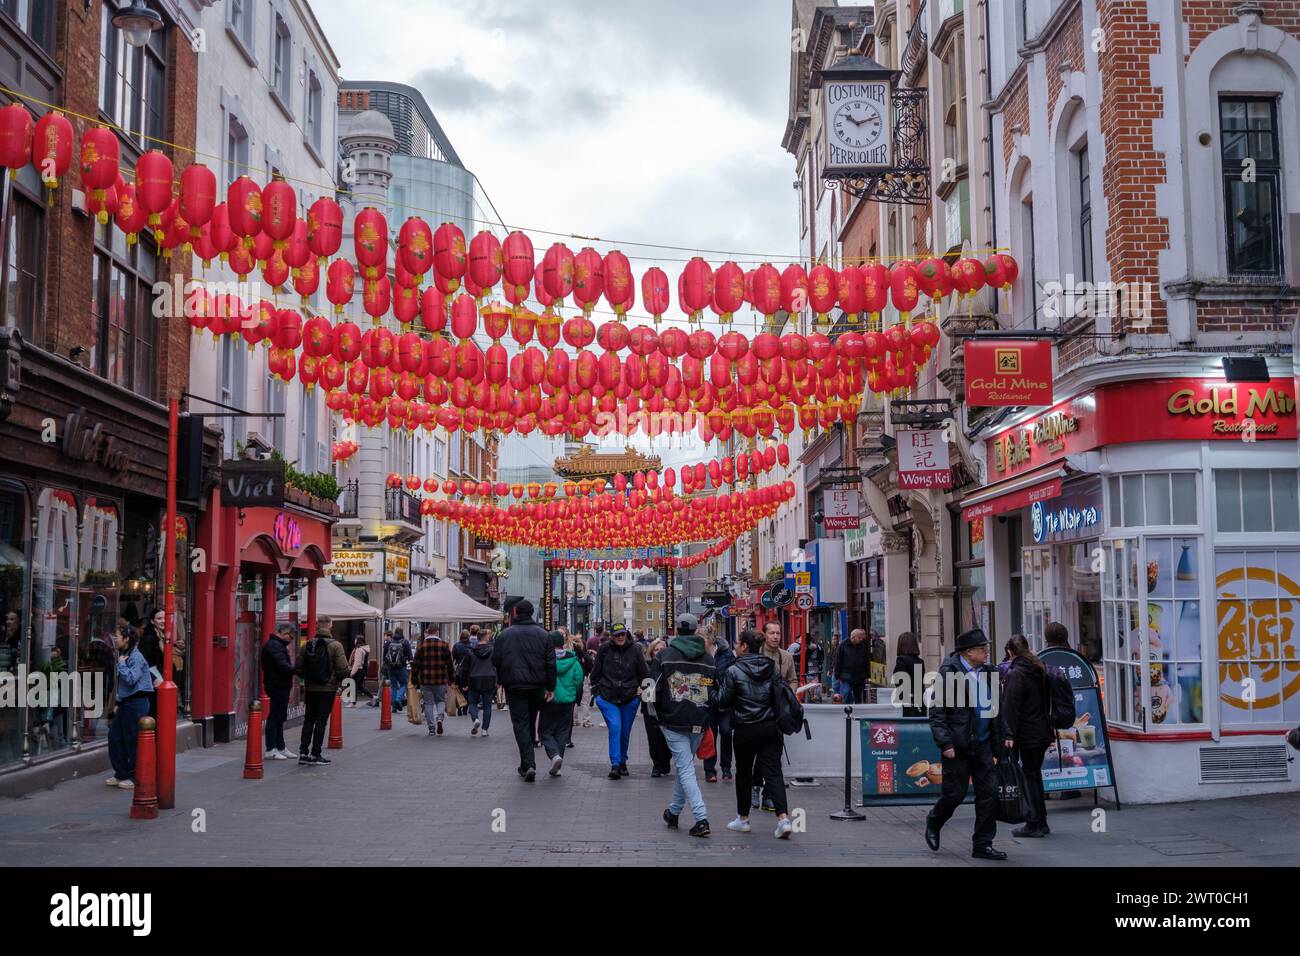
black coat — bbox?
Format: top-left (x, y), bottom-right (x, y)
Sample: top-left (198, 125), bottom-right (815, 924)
top-left (460, 643), bottom-right (498, 693)
top-left (139, 624), bottom-right (165, 672)
top-left (716, 653), bottom-right (777, 725)
top-left (261, 636), bottom-right (295, 692)
top-left (652, 638), bottom-right (716, 732)
top-left (1001, 656), bottom-right (1055, 748)
top-left (892, 653), bottom-right (926, 717)
top-left (591, 639), bottom-right (648, 705)
top-left (491, 618), bottom-right (556, 692)
top-left (928, 652), bottom-right (1005, 756)
top-left (834, 638), bottom-right (871, 684)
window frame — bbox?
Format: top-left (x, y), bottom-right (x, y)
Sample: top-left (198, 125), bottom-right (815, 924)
top-left (92, 219), bottom-right (160, 402)
top-left (0, 169), bottom-right (47, 346)
top-left (226, 0), bottom-right (258, 67)
top-left (269, 11), bottom-right (294, 120)
top-left (1076, 144), bottom-right (1093, 283)
top-left (1218, 95), bottom-right (1283, 278)
top-left (0, 0), bottom-right (55, 55)
top-left (98, 2), bottom-right (168, 151)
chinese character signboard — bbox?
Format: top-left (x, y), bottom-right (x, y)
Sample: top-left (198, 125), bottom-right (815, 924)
top-left (898, 429), bottom-right (952, 489)
top-left (964, 339), bottom-right (1053, 407)
top-left (822, 488), bottom-right (861, 529)
top-left (859, 718), bottom-right (965, 806)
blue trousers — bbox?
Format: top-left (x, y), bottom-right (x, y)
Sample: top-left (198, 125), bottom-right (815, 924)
top-left (595, 696), bottom-right (640, 766)
top-left (108, 696), bottom-right (148, 782)
top-left (663, 727), bottom-right (707, 822)
top-left (389, 666), bottom-right (408, 706)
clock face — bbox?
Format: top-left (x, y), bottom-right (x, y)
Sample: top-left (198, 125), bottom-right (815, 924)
top-left (831, 100), bottom-right (885, 149)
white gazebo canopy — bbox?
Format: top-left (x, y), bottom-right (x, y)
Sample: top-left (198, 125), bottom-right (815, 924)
top-left (315, 578), bottom-right (383, 621)
top-left (384, 578), bottom-right (501, 624)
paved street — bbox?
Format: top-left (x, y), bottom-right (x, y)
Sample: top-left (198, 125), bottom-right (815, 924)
top-left (3, 708), bottom-right (1298, 867)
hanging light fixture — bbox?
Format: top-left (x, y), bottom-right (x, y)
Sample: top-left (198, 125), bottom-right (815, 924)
top-left (112, 1), bottom-right (163, 48)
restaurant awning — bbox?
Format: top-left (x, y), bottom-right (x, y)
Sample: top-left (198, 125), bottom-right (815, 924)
top-left (959, 466), bottom-right (1067, 522)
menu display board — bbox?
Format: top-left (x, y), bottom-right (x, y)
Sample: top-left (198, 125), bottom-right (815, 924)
top-left (1040, 647), bottom-right (1120, 798)
top-left (858, 717), bottom-right (970, 807)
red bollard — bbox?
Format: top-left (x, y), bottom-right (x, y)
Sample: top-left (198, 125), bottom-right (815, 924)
top-left (328, 693), bottom-right (343, 749)
top-left (243, 699), bottom-right (264, 779)
top-left (379, 682), bottom-right (392, 730)
top-left (130, 717), bottom-right (159, 820)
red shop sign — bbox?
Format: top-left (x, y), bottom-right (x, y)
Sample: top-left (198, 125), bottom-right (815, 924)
top-left (964, 339), bottom-right (1054, 406)
top-left (986, 393), bottom-right (1098, 479)
top-left (1099, 378), bottom-right (1296, 443)
top-left (961, 477), bottom-right (1062, 522)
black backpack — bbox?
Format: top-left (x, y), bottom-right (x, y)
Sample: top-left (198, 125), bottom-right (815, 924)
top-left (384, 638), bottom-right (407, 668)
top-left (1045, 666), bottom-right (1076, 730)
top-left (303, 638), bottom-right (333, 684)
top-left (770, 673), bottom-right (806, 736)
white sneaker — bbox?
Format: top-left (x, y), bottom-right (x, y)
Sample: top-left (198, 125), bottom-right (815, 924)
top-left (471, 719), bottom-right (481, 736)
top-left (582, 719), bottom-right (592, 728)
top-left (265, 748), bottom-right (278, 757)
top-left (549, 754), bottom-right (563, 777)
top-left (727, 817), bottom-right (751, 833)
top-left (270, 751), bottom-right (288, 760)
top-left (774, 818), bottom-right (793, 840)
top-left (277, 749), bottom-right (292, 759)
top-left (105, 777), bottom-right (121, 787)
top-left (481, 729), bottom-right (489, 737)
top-left (117, 779), bottom-right (135, 790)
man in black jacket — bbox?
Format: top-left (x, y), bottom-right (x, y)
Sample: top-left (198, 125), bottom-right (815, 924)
top-left (492, 600), bottom-right (556, 782)
top-left (654, 614), bottom-right (717, 837)
top-left (261, 625), bottom-right (296, 760)
top-left (925, 627), bottom-right (1007, 860)
top-left (834, 628), bottom-right (871, 704)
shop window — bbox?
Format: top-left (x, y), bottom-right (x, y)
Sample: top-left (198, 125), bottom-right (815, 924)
top-left (1020, 546), bottom-right (1051, 647)
top-left (0, 483), bottom-right (28, 766)
top-left (93, 220), bottom-right (159, 401)
top-left (99, 2), bottom-right (168, 149)
top-left (1100, 537), bottom-right (1141, 726)
top-left (1219, 97), bottom-right (1282, 278)
top-left (1215, 549), bottom-right (1300, 726)
top-left (1108, 472), bottom-right (1197, 528)
top-left (1214, 469), bottom-right (1300, 534)
top-left (0, 171), bottom-right (46, 346)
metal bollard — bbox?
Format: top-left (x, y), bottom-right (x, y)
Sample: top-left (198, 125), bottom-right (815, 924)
top-left (829, 704), bottom-right (865, 821)
top-left (130, 717), bottom-right (160, 820)
top-left (243, 699), bottom-right (264, 779)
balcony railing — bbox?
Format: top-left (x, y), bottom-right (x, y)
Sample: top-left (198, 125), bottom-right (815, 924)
top-left (338, 480), bottom-right (359, 518)
top-left (385, 487), bottom-right (421, 525)
top-left (901, 0), bottom-right (928, 83)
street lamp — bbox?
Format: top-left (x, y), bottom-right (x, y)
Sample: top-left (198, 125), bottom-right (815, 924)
top-left (112, 1), bottom-right (163, 47)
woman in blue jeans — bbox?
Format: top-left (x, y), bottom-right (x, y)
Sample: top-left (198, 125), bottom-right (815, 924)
top-left (590, 625), bottom-right (649, 779)
top-left (460, 635), bottom-right (499, 736)
top-left (107, 623), bottom-right (156, 790)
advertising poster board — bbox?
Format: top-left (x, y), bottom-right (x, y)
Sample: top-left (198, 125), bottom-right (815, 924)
top-left (858, 717), bottom-right (971, 807)
top-left (1039, 647), bottom-right (1120, 800)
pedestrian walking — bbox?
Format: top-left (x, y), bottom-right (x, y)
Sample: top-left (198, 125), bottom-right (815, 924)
top-left (585, 621), bottom-right (605, 656)
top-left (642, 638), bottom-right (673, 777)
top-left (347, 636), bottom-right (373, 706)
top-left (539, 631), bottom-right (585, 775)
top-left (294, 628), bottom-right (349, 766)
top-left (718, 629), bottom-right (793, 839)
top-left (655, 613), bottom-right (717, 838)
top-left (1044, 621), bottom-right (1071, 650)
top-left (492, 600), bottom-right (556, 782)
top-left (411, 629), bottom-right (454, 736)
top-left (925, 627), bottom-right (1008, 860)
top-left (261, 625), bottom-right (295, 759)
top-left (450, 629), bottom-right (471, 716)
top-left (753, 620), bottom-right (796, 811)
top-left (383, 629), bottom-right (412, 709)
top-left (591, 623), bottom-right (649, 779)
top-left (105, 623), bottom-right (157, 790)
top-left (460, 630), bottom-right (498, 736)
top-left (139, 608), bottom-right (166, 719)
top-left (1001, 634), bottom-right (1055, 838)
top-left (704, 634), bottom-right (735, 782)
top-left (568, 631), bottom-right (592, 732)
top-left (892, 631), bottom-right (926, 717)
top-left (833, 628), bottom-right (871, 704)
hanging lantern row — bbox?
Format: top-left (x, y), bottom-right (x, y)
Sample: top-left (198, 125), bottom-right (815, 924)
top-left (544, 543), bottom-right (729, 572)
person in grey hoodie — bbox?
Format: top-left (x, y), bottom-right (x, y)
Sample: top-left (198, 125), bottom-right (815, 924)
top-left (460, 632), bottom-right (498, 737)
top-left (654, 614), bottom-right (717, 838)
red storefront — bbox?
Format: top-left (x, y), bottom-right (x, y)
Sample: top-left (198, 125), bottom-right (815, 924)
top-left (190, 487), bottom-right (334, 743)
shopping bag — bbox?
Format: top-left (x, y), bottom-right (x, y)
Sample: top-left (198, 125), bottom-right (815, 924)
top-left (406, 680), bottom-right (423, 724)
top-left (995, 757), bottom-right (1033, 824)
top-left (447, 684), bottom-right (467, 714)
top-left (697, 727), bottom-right (716, 761)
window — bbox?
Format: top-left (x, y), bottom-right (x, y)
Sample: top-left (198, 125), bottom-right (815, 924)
top-left (1, 0), bottom-right (55, 54)
top-left (0, 173), bottom-right (45, 345)
top-left (99, 3), bottom-right (167, 149)
top-left (430, 518), bottom-right (444, 557)
top-left (306, 68), bottom-right (323, 154)
top-left (1107, 472), bottom-right (1198, 528)
top-left (1220, 97), bottom-right (1283, 277)
top-left (220, 335), bottom-right (247, 458)
top-left (943, 178), bottom-right (969, 251)
top-left (300, 383), bottom-right (319, 472)
top-left (227, 0), bottom-right (255, 61)
top-left (1100, 537), bottom-right (1141, 726)
top-left (1215, 469), bottom-right (1300, 533)
top-left (226, 112), bottom-right (250, 187)
top-left (941, 37), bottom-right (967, 168)
top-left (1215, 548), bottom-right (1300, 726)
top-left (1076, 145), bottom-right (1093, 283)
top-left (92, 221), bottom-right (159, 400)
top-left (1021, 546), bottom-right (1051, 647)
top-left (271, 14), bottom-right (292, 113)
top-left (432, 438), bottom-right (446, 476)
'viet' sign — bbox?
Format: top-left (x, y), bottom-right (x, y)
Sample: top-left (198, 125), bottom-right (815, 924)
top-left (898, 429), bottom-right (951, 488)
top-left (964, 339), bottom-right (1053, 406)
top-left (220, 459), bottom-right (286, 508)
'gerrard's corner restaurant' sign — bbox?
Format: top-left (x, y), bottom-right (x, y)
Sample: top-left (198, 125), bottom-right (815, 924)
top-left (987, 378), bottom-right (1297, 479)
top-left (328, 549), bottom-right (410, 585)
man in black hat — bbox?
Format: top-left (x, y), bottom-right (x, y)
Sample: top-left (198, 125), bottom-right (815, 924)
top-left (925, 627), bottom-right (1008, 861)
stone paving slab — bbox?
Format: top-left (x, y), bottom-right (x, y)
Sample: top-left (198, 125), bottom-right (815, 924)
top-left (1, 707), bottom-right (1297, 867)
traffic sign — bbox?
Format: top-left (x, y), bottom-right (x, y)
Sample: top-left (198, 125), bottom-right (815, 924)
top-left (795, 593), bottom-right (814, 611)
top-left (794, 571), bottom-right (811, 592)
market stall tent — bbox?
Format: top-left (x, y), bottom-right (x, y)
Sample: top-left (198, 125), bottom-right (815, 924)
top-left (316, 578), bottom-right (383, 621)
top-left (384, 577), bottom-right (501, 623)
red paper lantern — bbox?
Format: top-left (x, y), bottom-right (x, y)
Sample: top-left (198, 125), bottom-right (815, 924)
top-left (681, 257), bottom-right (713, 320)
top-left (710, 260), bottom-right (745, 322)
top-left (397, 216), bottom-right (434, 275)
top-left (542, 242), bottom-right (575, 302)
top-left (32, 110), bottom-right (73, 196)
top-left (752, 263), bottom-right (781, 318)
top-left (134, 149), bottom-right (173, 239)
top-left (603, 250), bottom-right (633, 315)
top-left (283, 218), bottom-right (311, 272)
top-left (227, 175), bottom-right (262, 243)
top-left (354, 207), bottom-right (388, 280)
top-left (307, 196), bottom-right (343, 261)
top-left (326, 259), bottom-right (355, 314)
top-left (114, 181), bottom-right (147, 246)
top-left (837, 264), bottom-right (867, 324)
top-left (998, 253), bottom-right (1019, 290)
top-left (951, 257), bottom-right (985, 299)
top-left (434, 222), bottom-right (468, 292)
top-left (982, 254), bottom-right (1009, 292)
top-left (916, 257), bottom-right (953, 303)
top-left (0, 103), bottom-right (32, 178)
top-left (450, 294), bottom-right (477, 341)
top-left (362, 276), bottom-right (391, 323)
top-left (572, 247), bottom-right (604, 315)
top-left (468, 230), bottom-right (503, 296)
top-left (641, 267), bottom-right (670, 323)
top-left (780, 264), bottom-right (808, 315)
top-left (259, 180), bottom-right (294, 248)
top-left (889, 260), bottom-right (920, 322)
top-left (808, 264), bottom-right (837, 323)
top-left (79, 126), bottom-right (119, 222)
top-left (86, 177), bottom-right (119, 222)
top-left (206, 202), bottom-right (234, 259)
top-left (502, 230), bottom-right (534, 297)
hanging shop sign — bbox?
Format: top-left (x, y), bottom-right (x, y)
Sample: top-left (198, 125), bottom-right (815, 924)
top-left (1039, 648), bottom-right (1119, 797)
top-left (822, 488), bottom-right (861, 530)
top-left (386, 552), bottom-right (411, 587)
top-left (220, 459), bottom-right (286, 508)
top-left (844, 519), bottom-right (882, 562)
top-left (964, 339), bottom-right (1054, 407)
top-left (701, 591), bottom-right (730, 610)
top-left (897, 429), bottom-right (951, 489)
top-left (328, 549), bottom-right (383, 583)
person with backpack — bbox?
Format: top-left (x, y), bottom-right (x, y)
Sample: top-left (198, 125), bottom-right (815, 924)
top-left (347, 636), bottom-right (373, 707)
top-left (1001, 634), bottom-right (1056, 838)
top-left (717, 629), bottom-right (794, 839)
top-left (384, 629), bottom-right (412, 709)
top-left (261, 625), bottom-right (296, 759)
top-left (654, 614), bottom-right (717, 838)
top-left (460, 631), bottom-right (499, 736)
top-left (591, 623), bottom-right (649, 780)
top-left (704, 634), bottom-right (735, 783)
top-left (492, 600), bottom-right (556, 782)
top-left (411, 630), bottom-right (455, 737)
top-left (539, 631), bottom-right (585, 775)
top-left (641, 638), bottom-right (674, 777)
top-left (294, 628), bottom-right (349, 765)
top-left (925, 627), bottom-right (1007, 860)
